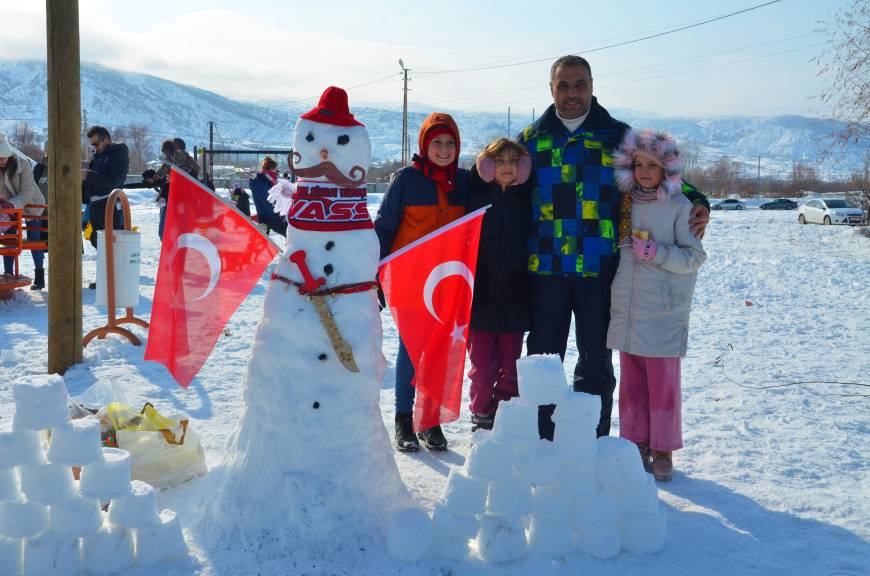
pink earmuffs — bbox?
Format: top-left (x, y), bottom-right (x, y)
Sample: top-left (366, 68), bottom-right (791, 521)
top-left (476, 153), bottom-right (532, 186)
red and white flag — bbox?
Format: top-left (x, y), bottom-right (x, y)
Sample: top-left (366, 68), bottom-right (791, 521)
top-left (145, 168), bottom-right (279, 387)
top-left (378, 207), bottom-right (487, 431)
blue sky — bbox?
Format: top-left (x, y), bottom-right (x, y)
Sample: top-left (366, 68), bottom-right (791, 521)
top-left (1, 0), bottom-right (849, 118)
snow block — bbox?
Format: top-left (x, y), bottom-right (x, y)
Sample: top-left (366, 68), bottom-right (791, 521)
top-left (516, 354), bottom-right (567, 405)
top-left (135, 509), bottom-right (188, 565)
top-left (12, 375), bottom-right (69, 431)
top-left (23, 531), bottom-right (81, 576)
top-left (527, 515), bottom-right (573, 557)
top-left (79, 448), bottom-right (132, 500)
top-left (465, 438), bottom-right (514, 481)
top-left (19, 463), bottom-right (76, 504)
top-left (387, 507), bottom-right (432, 562)
top-left (82, 522), bottom-right (136, 574)
top-left (597, 436), bottom-right (647, 491)
top-left (0, 535), bottom-right (23, 576)
top-left (609, 474), bottom-right (660, 515)
top-left (0, 467), bottom-right (22, 502)
top-left (552, 392), bottom-right (600, 429)
top-left (491, 400), bottom-right (539, 443)
top-left (575, 490), bottom-right (621, 559)
top-left (527, 442), bottom-right (560, 486)
top-left (557, 457), bottom-right (598, 497)
top-left (0, 429), bottom-right (46, 468)
top-left (531, 483), bottom-right (575, 522)
top-left (621, 508), bottom-right (667, 554)
top-left (476, 514), bottom-right (527, 563)
top-left (443, 469), bottom-right (488, 514)
top-left (108, 480), bottom-right (159, 529)
top-left (47, 416), bottom-right (104, 467)
top-left (0, 500), bottom-right (49, 538)
top-left (486, 480), bottom-right (531, 516)
top-left (431, 504), bottom-right (478, 561)
top-left (50, 497), bottom-right (104, 538)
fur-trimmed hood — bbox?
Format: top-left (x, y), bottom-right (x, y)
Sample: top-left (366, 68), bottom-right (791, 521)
top-left (613, 129), bottom-right (682, 199)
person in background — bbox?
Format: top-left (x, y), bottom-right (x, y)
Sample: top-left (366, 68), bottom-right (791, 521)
top-left (82, 125), bottom-right (128, 288)
top-left (123, 168), bottom-right (162, 238)
top-left (607, 129), bottom-right (706, 481)
top-left (465, 138), bottom-right (533, 431)
top-left (231, 186), bottom-right (251, 216)
top-left (171, 137), bottom-right (200, 178)
top-left (0, 132), bottom-right (47, 290)
top-left (249, 156), bottom-right (286, 237)
top-left (374, 112), bottom-right (468, 453)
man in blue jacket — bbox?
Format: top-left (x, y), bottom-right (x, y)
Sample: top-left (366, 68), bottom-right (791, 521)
top-left (518, 56), bottom-right (710, 439)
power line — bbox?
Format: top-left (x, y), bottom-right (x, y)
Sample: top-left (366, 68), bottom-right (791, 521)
top-left (416, 0), bottom-right (784, 75)
top-left (427, 31), bottom-right (819, 107)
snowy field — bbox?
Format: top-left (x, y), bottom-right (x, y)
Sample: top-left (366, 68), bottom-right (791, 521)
top-left (1, 191), bottom-right (868, 575)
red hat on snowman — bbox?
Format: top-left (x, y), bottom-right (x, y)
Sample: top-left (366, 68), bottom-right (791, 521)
top-left (300, 86), bottom-right (364, 127)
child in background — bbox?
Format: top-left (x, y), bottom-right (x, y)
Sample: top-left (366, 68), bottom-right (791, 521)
top-left (607, 130), bottom-right (706, 481)
top-left (465, 139), bottom-right (533, 431)
top-left (231, 187), bottom-right (251, 217)
top-left (374, 112), bottom-right (468, 452)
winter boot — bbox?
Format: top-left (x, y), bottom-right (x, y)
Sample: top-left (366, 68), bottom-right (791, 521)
top-left (417, 425), bottom-right (448, 451)
top-left (636, 442), bottom-right (652, 471)
top-left (652, 450), bottom-right (674, 482)
top-left (471, 412), bottom-right (494, 432)
top-left (30, 268), bottom-right (45, 290)
top-left (394, 412), bottom-right (419, 453)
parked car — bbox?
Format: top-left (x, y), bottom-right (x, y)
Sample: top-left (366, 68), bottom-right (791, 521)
top-left (759, 198), bottom-right (798, 210)
top-left (797, 198), bottom-right (866, 225)
top-left (712, 198), bottom-right (746, 210)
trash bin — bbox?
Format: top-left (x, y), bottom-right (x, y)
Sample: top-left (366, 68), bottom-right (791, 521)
top-left (96, 230), bottom-right (141, 308)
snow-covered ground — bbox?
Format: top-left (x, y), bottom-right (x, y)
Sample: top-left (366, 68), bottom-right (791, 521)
top-left (1, 192), bottom-right (868, 575)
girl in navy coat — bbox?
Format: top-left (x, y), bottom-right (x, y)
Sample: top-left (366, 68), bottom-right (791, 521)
top-left (466, 138), bottom-right (533, 430)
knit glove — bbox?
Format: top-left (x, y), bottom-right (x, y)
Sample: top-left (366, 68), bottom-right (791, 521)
top-left (632, 236), bottom-right (657, 261)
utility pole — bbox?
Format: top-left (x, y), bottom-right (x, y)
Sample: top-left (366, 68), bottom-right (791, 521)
top-left (46, 0), bottom-right (83, 373)
top-left (532, 108), bottom-right (536, 125)
top-left (208, 120), bottom-right (214, 183)
top-left (507, 106), bottom-right (511, 137)
top-left (399, 59), bottom-right (410, 166)
top-left (757, 156), bottom-right (761, 199)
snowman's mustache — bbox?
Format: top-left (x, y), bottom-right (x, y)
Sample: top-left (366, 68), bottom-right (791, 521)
top-left (294, 161), bottom-right (366, 186)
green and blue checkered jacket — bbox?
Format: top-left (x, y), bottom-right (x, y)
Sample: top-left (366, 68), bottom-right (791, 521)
top-left (518, 99), bottom-right (629, 277)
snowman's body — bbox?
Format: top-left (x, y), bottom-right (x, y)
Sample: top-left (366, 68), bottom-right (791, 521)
top-left (209, 88), bottom-right (408, 546)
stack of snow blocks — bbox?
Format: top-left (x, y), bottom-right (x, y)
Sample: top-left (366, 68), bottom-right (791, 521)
top-left (431, 354), bottom-right (665, 564)
top-left (0, 375), bottom-right (187, 575)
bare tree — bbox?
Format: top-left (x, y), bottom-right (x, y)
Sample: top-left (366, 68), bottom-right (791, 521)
top-left (125, 123), bottom-right (152, 172)
top-left (847, 153), bottom-right (870, 219)
top-left (815, 0), bottom-right (870, 146)
top-left (11, 122), bottom-right (43, 160)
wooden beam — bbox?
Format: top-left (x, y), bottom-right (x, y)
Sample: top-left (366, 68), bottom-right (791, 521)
top-left (46, 0), bottom-right (83, 373)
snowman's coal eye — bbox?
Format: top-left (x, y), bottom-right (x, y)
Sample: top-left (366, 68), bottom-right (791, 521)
top-left (337, 135), bottom-right (350, 145)
top-left (306, 132), bottom-right (315, 142)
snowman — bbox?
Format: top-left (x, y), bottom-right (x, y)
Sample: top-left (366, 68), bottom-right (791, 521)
top-left (206, 87), bottom-right (409, 549)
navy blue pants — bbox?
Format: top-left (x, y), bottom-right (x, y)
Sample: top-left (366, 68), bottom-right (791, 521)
top-left (395, 339), bottom-right (416, 414)
top-left (3, 219), bottom-right (44, 275)
top-left (527, 274), bottom-right (616, 439)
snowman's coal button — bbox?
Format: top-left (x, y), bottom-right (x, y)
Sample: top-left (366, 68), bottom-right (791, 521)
top-left (323, 264), bottom-right (334, 275)
top-left (325, 241), bottom-right (335, 250)
top-left (318, 353), bottom-right (327, 361)
top-left (313, 402), bottom-right (320, 409)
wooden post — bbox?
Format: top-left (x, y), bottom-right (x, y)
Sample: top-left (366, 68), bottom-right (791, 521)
top-left (46, 0), bottom-right (83, 373)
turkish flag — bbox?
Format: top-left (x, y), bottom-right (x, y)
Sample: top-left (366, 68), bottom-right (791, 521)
top-left (378, 207), bottom-right (487, 431)
top-left (144, 168), bottom-right (279, 387)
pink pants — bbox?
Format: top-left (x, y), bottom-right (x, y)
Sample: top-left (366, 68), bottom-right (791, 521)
top-left (618, 351), bottom-right (683, 451)
top-left (467, 330), bottom-right (523, 416)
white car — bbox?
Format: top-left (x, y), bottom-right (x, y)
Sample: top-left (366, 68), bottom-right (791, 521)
top-left (712, 198), bottom-right (746, 210)
top-left (798, 198), bottom-right (866, 225)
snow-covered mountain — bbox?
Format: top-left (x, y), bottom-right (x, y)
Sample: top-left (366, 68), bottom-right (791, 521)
top-left (0, 60), bottom-right (864, 177)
